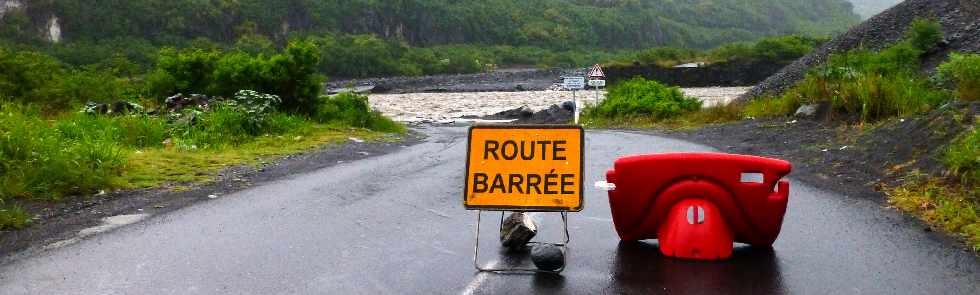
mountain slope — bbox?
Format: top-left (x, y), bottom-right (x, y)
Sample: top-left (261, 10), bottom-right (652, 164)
top-left (1, 0), bottom-right (860, 49)
top-left (742, 0), bottom-right (980, 100)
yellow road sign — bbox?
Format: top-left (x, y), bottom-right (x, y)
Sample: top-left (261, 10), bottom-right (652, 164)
top-left (464, 126), bottom-right (584, 212)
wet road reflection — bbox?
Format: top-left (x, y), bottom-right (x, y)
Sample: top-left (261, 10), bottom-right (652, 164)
top-left (610, 241), bottom-right (785, 294)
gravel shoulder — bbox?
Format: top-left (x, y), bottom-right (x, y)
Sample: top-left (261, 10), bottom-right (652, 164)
top-left (0, 132), bottom-right (425, 262)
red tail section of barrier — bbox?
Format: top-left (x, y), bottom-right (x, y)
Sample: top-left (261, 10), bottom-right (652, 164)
top-left (605, 153), bottom-right (791, 260)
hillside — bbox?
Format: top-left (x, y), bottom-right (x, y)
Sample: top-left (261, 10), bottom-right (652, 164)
top-left (743, 0), bottom-right (980, 100)
top-left (0, 0), bottom-right (859, 50)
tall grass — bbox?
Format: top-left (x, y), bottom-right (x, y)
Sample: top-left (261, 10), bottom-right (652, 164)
top-left (0, 102), bottom-right (125, 201)
top-left (939, 53), bottom-right (980, 101)
top-left (944, 122), bottom-right (980, 188)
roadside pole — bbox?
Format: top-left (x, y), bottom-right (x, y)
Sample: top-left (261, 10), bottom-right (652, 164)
top-left (564, 76), bottom-right (586, 124)
top-left (573, 90), bottom-right (579, 124)
top-left (587, 64), bottom-right (606, 110)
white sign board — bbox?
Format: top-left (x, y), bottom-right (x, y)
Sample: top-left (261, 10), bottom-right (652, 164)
top-left (588, 79), bottom-right (606, 87)
top-left (563, 77), bottom-right (586, 90)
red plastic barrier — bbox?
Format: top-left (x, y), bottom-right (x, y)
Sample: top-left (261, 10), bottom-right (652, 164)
top-left (605, 153), bottom-right (791, 259)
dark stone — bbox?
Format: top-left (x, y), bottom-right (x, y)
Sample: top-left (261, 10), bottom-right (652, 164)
top-left (500, 212), bottom-right (537, 249)
top-left (165, 93), bottom-right (211, 112)
top-left (531, 244), bottom-right (565, 272)
top-left (561, 101), bottom-right (576, 111)
top-left (518, 106), bottom-right (534, 118)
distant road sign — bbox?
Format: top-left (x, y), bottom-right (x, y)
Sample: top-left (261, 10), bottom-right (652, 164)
top-left (464, 126), bottom-right (584, 212)
top-left (588, 64), bottom-right (605, 78)
top-left (563, 77), bottom-right (585, 90)
top-left (588, 79), bottom-right (606, 87)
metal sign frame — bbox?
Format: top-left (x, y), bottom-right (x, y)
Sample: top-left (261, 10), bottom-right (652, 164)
top-left (472, 211), bottom-right (569, 273)
top-left (464, 125), bottom-right (582, 273)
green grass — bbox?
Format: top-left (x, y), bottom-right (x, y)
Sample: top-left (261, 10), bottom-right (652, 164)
top-left (583, 103), bottom-right (744, 130)
top-left (888, 176), bottom-right (980, 252)
top-left (743, 95), bottom-right (803, 118)
top-left (944, 122), bottom-right (980, 187)
top-left (122, 126), bottom-right (385, 188)
top-left (0, 98), bottom-right (403, 229)
top-left (0, 204), bottom-right (31, 230)
top-left (939, 53), bottom-right (980, 101)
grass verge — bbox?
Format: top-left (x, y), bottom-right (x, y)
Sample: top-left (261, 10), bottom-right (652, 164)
top-left (887, 176), bottom-right (980, 251)
top-left (123, 126), bottom-right (386, 188)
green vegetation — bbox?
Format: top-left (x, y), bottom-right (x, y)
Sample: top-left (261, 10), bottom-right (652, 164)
top-left (939, 53), bottom-right (980, 101)
top-left (1, 0), bottom-right (858, 49)
top-left (744, 19), bottom-right (951, 121)
top-left (888, 175), bottom-right (980, 251)
top-left (583, 77), bottom-right (701, 121)
top-left (0, 41), bottom-right (403, 230)
top-left (0, 0), bottom-right (859, 78)
top-left (944, 123), bottom-right (980, 187)
top-left (0, 204), bottom-right (30, 230)
top-left (607, 35), bottom-right (828, 68)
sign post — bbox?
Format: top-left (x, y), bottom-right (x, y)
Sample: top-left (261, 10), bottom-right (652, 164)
top-left (563, 77), bottom-right (586, 124)
top-left (465, 125), bottom-right (584, 273)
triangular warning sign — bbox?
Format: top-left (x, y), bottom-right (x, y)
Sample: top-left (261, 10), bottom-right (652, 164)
top-left (588, 64), bottom-right (605, 78)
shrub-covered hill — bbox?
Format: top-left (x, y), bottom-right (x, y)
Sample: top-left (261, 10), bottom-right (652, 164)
top-left (743, 0), bottom-right (980, 100)
top-left (0, 0), bottom-right (859, 49)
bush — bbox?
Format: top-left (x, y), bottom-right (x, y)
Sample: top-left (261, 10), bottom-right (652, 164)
top-left (148, 40), bottom-right (324, 114)
top-left (938, 53), bottom-right (980, 101)
top-left (314, 93), bottom-right (404, 132)
top-left (147, 48), bottom-right (220, 97)
top-left (907, 18), bottom-right (944, 51)
top-left (589, 77), bottom-right (702, 119)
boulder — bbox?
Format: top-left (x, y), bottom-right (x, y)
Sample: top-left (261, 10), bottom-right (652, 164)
top-left (561, 101), bottom-right (576, 112)
top-left (165, 93), bottom-right (211, 112)
top-left (794, 104), bottom-right (819, 118)
top-left (500, 212), bottom-right (537, 249)
top-left (530, 244), bottom-right (565, 271)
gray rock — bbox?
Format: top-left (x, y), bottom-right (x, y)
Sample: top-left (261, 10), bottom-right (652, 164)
top-left (530, 244), bottom-right (565, 271)
top-left (794, 104), bottom-right (819, 118)
top-left (518, 106), bottom-right (534, 118)
top-left (500, 212), bottom-right (537, 249)
top-left (561, 101), bottom-right (576, 111)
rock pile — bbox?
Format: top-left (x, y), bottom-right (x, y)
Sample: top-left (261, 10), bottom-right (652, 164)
top-left (486, 101), bottom-right (576, 124)
top-left (740, 0), bottom-right (980, 101)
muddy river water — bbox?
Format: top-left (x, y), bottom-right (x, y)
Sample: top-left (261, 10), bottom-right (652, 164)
top-left (368, 87), bottom-right (750, 122)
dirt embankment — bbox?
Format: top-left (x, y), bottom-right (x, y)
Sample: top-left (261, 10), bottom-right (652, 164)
top-left (742, 0), bottom-right (980, 101)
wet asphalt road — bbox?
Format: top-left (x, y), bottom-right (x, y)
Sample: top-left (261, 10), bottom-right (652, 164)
top-left (1, 127), bottom-right (978, 294)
